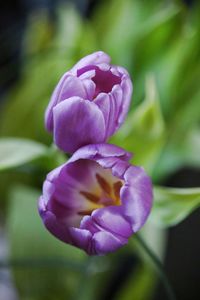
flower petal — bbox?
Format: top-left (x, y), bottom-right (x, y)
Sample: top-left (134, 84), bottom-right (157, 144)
top-left (118, 75), bottom-right (133, 125)
top-left (53, 97), bottom-right (106, 153)
top-left (80, 215), bottom-right (100, 234)
top-left (121, 166), bottom-right (153, 232)
top-left (91, 206), bottom-right (133, 238)
top-left (39, 198), bottom-right (72, 244)
top-left (92, 231), bottom-right (128, 255)
top-left (82, 79), bottom-right (96, 100)
top-left (69, 227), bottom-right (92, 253)
top-left (71, 51), bottom-right (111, 74)
top-left (95, 83), bottom-right (131, 138)
top-left (69, 144), bottom-right (132, 165)
top-left (45, 75), bottom-right (88, 131)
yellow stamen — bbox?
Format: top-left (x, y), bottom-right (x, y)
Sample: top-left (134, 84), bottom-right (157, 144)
top-left (79, 173), bottom-right (123, 217)
top-left (113, 181), bottom-right (123, 199)
top-left (80, 191), bottom-right (99, 204)
top-left (96, 173), bottom-right (111, 195)
top-left (78, 209), bottom-right (93, 216)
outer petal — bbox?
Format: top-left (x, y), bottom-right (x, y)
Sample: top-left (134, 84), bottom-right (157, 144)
top-left (68, 143), bottom-right (132, 165)
top-left (68, 144), bottom-right (131, 180)
top-left (118, 74), bottom-right (133, 125)
top-left (53, 97), bottom-right (106, 153)
top-left (121, 166), bottom-right (153, 232)
top-left (70, 51), bottom-right (111, 74)
top-left (91, 206), bottom-right (133, 238)
top-left (45, 75), bottom-right (88, 131)
top-left (69, 227), bottom-right (92, 252)
top-left (39, 197), bottom-right (72, 244)
top-left (94, 86), bottom-right (123, 138)
top-left (94, 75), bottom-right (132, 139)
top-left (92, 231), bottom-right (128, 255)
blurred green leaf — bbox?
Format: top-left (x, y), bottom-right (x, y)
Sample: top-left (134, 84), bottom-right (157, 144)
top-left (153, 127), bottom-right (200, 182)
top-left (7, 185), bottom-right (87, 300)
top-left (94, 0), bottom-right (180, 66)
top-left (93, 0), bottom-right (182, 110)
top-left (115, 223), bottom-right (166, 300)
top-left (150, 186), bottom-right (200, 227)
top-left (111, 75), bottom-right (165, 175)
top-left (0, 5), bottom-right (83, 144)
top-left (0, 54), bottom-right (70, 144)
top-left (23, 11), bottom-right (54, 56)
top-left (0, 138), bottom-right (48, 172)
top-left (115, 263), bottom-right (155, 300)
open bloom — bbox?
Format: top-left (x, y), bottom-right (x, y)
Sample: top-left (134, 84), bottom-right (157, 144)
top-left (38, 144), bottom-right (152, 255)
top-left (45, 51), bottom-right (132, 153)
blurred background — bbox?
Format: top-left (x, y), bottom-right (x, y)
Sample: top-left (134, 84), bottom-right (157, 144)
top-left (0, 0), bottom-right (200, 299)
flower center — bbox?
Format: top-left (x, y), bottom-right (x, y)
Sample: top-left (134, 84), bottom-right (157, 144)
top-left (77, 65), bottom-right (121, 98)
top-left (79, 173), bottom-right (123, 216)
top-left (92, 68), bottom-right (121, 98)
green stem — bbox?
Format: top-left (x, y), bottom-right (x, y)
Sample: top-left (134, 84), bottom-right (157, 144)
top-left (135, 234), bottom-right (176, 300)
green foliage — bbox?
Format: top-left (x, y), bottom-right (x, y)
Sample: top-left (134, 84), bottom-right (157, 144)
top-left (7, 185), bottom-right (87, 300)
top-left (111, 75), bottom-right (165, 175)
top-left (0, 138), bottom-right (48, 172)
top-left (153, 127), bottom-right (200, 181)
top-left (115, 263), bottom-right (155, 300)
top-left (150, 186), bottom-right (200, 226)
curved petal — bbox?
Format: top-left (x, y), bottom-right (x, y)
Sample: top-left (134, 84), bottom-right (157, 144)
top-left (121, 166), bottom-right (153, 232)
top-left (42, 180), bottom-right (55, 205)
top-left (95, 85), bottom-right (123, 138)
top-left (38, 198), bottom-right (72, 244)
top-left (91, 206), bottom-right (133, 238)
top-left (71, 51), bottom-right (111, 75)
top-left (53, 97), bottom-right (106, 153)
top-left (94, 78), bottom-right (132, 138)
top-left (109, 85), bottom-right (124, 130)
top-left (45, 75), bottom-right (88, 131)
top-left (109, 159), bottom-right (130, 178)
top-left (69, 227), bottom-right (92, 253)
top-left (92, 231), bottom-right (128, 255)
top-left (117, 75), bottom-right (133, 125)
top-left (80, 215), bottom-right (100, 234)
top-left (94, 93), bottom-right (110, 132)
top-left (82, 79), bottom-right (96, 100)
top-left (68, 144), bottom-right (131, 179)
top-left (69, 144), bottom-right (132, 165)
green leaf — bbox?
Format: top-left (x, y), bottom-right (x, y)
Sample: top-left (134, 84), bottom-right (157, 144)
top-left (150, 186), bottom-right (200, 227)
top-left (0, 138), bottom-right (48, 171)
top-left (153, 127), bottom-right (200, 182)
top-left (115, 223), bottom-right (166, 300)
top-left (7, 185), bottom-right (87, 300)
top-left (114, 263), bottom-right (155, 300)
top-left (111, 75), bottom-right (165, 175)
top-left (93, 0), bottom-right (180, 67)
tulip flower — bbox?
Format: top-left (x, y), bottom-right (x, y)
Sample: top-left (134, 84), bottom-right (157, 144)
top-left (38, 144), bottom-right (152, 255)
top-left (45, 51), bottom-right (133, 153)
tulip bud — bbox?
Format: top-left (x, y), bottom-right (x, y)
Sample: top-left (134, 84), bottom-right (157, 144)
top-left (45, 51), bottom-right (133, 153)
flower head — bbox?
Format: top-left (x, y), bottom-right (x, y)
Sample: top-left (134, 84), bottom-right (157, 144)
top-left (45, 51), bottom-right (133, 153)
top-left (38, 144), bottom-right (152, 255)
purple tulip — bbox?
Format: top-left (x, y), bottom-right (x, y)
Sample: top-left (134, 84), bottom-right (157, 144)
top-left (45, 51), bottom-right (133, 153)
top-left (38, 144), bottom-right (152, 255)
